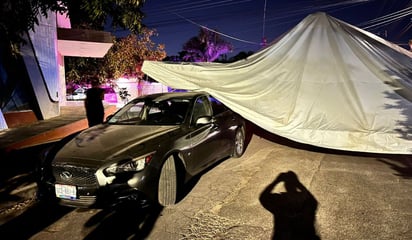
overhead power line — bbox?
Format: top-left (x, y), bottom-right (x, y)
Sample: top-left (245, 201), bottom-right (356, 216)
top-left (359, 6), bottom-right (412, 30)
top-left (141, 0), bottom-right (412, 47)
top-left (168, 10), bottom-right (261, 45)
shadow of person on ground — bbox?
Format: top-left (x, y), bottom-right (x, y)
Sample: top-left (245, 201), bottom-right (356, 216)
top-left (83, 202), bottom-right (163, 240)
top-left (259, 171), bottom-right (320, 240)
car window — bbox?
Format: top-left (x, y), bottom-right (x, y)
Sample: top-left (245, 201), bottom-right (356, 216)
top-left (129, 105), bottom-right (142, 113)
top-left (108, 101), bottom-right (145, 124)
top-left (191, 96), bottom-right (212, 124)
top-left (209, 96), bottom-right (228, 115)
top-left (108, 98), bottom-right (189, 125)
top-left (146, 100), bottom-right (188, 125)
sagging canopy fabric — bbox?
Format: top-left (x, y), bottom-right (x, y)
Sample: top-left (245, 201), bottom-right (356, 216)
top-left (142, 12), bottom-right (412, 154)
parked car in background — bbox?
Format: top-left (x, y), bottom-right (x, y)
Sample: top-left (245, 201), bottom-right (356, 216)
top-left (37, 91), bottom-right (246, 208)
top-left (66, 86), bottom-right (118, 104)
top-left (66, 87), bottom-right (87, 101)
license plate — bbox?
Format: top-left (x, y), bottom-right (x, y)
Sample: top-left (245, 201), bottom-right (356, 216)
top-left (55, 184), bottom-right (77, 200)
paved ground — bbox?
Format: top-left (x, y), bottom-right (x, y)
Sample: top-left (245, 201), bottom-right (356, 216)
top-left (0, 104), bottom-right (117, 223)
top-left (0, 106), bottom-right (411, 239)
top-left (144, 135), bottom-right (412, 240)
top-left (1, 131), bottom-right (411, 239)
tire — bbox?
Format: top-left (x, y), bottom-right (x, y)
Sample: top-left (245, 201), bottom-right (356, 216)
top-left (158, 155), bottom-right (178, 206)
top-left (232, 126), bottom-right (245, 158)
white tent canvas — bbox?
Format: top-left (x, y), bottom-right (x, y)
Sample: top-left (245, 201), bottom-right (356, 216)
top-left (142, 12), bottom-right (412, 154)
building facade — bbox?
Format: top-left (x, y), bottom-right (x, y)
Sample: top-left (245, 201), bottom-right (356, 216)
top-left (0, 11), bottom-right (113, 129)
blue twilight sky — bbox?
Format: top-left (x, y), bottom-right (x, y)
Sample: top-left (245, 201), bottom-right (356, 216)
top-left (111, 0), bottom-right (412, 57)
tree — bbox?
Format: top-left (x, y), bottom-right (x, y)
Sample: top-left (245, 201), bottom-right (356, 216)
top-left (103, 28), bottom-right (166, 80)
top-left (65, 57), bottom-right (103, 92)
top-left (225, 51), bottom-right (255, 63)
top-left (64, 28), bottom-right (166, 87)
top-left (66, 0), bottom-right (144, 33)
top-left (0, 0), bottom-right (145, 55)
top-left (182, 27), bottom-right (233, 62)
top-left (1, 0), bottom-right (65, 55)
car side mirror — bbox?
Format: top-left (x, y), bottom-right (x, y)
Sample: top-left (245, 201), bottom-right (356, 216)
top-left (196, 116), bottom-right (214, 125)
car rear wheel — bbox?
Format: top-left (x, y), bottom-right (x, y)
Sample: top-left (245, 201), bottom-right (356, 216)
top-left (232, 126), bottom-right (245, 158)
top-left (158, 155), bottom-right (178, 206)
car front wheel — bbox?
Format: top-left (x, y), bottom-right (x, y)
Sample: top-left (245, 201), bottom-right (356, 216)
top-left (232, 126), bottom-right (245, 158)
top-left (158, 155), bottom-right (178, 206)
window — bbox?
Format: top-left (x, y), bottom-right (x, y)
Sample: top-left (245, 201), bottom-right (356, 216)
top-left (209, 96), bottom-right (228, 115)
top-left (191, 96), bottom-right (212, 124)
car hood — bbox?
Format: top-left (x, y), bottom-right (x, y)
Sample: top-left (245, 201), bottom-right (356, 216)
top-left (54, 124), bottom-right (179, 165)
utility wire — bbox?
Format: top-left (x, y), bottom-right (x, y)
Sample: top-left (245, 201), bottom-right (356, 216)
top-left (146, 0), bottom-right (372, 46)
top-left (169, 10), bottom-right (261, 45)
top-left (140, 0), bottom-right (411, 47)
top-left (359, 6), bottom-right (412, 30)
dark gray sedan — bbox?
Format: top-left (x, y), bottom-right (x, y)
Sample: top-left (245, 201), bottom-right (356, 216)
top-left (37, 91), bottom-right (246, 208)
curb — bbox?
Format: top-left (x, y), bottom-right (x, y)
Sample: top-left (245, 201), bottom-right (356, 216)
top-left (3, 105), bottom-right (118, 153)
top-left (3, 119), bottom-right (89, 153)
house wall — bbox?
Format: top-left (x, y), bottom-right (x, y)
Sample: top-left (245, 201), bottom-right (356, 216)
top-left (20, 11), bottom-right (60, 119)
top-left (0, 9), bottom-right (112, 129)
top-left (115, 78), bottom-right (169, 107)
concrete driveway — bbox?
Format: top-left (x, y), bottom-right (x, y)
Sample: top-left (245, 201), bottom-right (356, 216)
top-left (146, 134), bottom-right (412, 240)
top-left (2, 132), bottom-right (411, 239)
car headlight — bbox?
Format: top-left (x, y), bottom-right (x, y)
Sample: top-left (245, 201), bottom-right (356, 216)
top-left (104, 153), bottom-right (154, 176)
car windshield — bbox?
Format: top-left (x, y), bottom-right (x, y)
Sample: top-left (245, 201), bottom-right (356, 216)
top-left (108, 97), bottom-right (190, 125)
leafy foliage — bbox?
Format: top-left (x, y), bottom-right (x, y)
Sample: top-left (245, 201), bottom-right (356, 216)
top-left (67, 0), bottom-right (144, 33)
top-left (65, 28), bottom-right (165, 85)
top-left (103, 28), bottom-right (166, 80)
top-left (223, 51), bottom-right (255, 63)
top-left (65, 57), bottom-right (104, 86)
top-left (0, 0), bottom-right (145, 55)
top-left (182, 27), bottom-right (233, 62)
top-left (0, 0), bottom-right (67, 55)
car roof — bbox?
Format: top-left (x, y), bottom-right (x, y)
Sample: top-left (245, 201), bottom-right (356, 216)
top-left (136, 91), bottom-right (208, 102)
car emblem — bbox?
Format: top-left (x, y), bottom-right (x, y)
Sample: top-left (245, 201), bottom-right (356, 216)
top-left (60, 171), bottom-right (73, 179)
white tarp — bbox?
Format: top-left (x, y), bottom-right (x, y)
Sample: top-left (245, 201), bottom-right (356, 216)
top-left (142, 12), bottom-right (412, 154)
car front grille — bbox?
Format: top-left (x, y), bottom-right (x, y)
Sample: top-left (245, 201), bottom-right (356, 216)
top-left (52, 165), bottom-right (98, 186)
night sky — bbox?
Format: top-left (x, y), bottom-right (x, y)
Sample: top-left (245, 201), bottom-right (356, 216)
top-left (112, 0), bottom-right (412, 57)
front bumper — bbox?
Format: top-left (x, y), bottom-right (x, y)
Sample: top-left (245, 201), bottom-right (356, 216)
top-left (38, 166), bottom-right (159, 208)
top-left (40, 180), bottom-right (149, 208)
